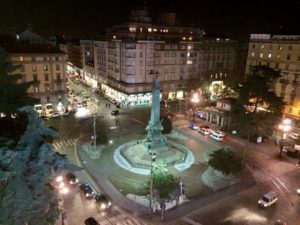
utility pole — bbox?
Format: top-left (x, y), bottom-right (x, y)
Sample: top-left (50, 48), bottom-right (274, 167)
top-left (149, 152), bottom-right (156, 210)
top-left (93, 113), bottom-right (96, 153)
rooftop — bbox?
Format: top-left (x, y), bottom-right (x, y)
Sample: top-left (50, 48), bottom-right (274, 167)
top-left (1, 42), bottom-right (65, 54)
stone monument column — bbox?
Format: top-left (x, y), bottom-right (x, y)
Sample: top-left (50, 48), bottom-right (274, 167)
top-left (145, 76), bottom-right (167, 152)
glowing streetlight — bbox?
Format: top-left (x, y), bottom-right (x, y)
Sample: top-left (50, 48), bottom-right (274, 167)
top-left (56, 176), bottom-right (63, 183)
top-left (278, 118), bottom-right (292, 156)
top-left (191, 93), bottom-right (199, 103)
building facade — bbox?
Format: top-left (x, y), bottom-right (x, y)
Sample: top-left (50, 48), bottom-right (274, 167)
top-left (246, 34), bottom-right (300, 120)
top-left (81, 9), bottom-right (238, 106)
top-left (59, 41), bottom-right (83, 77)
top-left (4, 43), bottom-right (67, 113)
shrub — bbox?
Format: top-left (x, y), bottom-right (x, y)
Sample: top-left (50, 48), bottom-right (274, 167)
top-left (208, 148), bottom-right (242, 175)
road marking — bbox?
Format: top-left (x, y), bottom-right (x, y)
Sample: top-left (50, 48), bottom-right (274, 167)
top-left (182, 217), bottom-right (203, 225)
top-left (130, 118), bottom-right (145, 125)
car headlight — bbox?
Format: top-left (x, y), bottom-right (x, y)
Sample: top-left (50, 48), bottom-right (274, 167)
top-left (264, 204), bottom-right (267, 207)
top-left (101, 203), bottom-right (106, 209)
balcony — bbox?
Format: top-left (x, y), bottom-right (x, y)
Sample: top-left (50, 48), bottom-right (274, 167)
top-left (279, 78), bottom-right (289, 84)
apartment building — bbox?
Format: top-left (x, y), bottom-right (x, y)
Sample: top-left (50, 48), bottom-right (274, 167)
top-left (81, 9), bottom-right (238, 105)
top-left (3, 43), bottom-right (67, 113)
top-left (59, 40), bottom-right (83, 77)
top-left (246, 34), bottom-right (300, 120)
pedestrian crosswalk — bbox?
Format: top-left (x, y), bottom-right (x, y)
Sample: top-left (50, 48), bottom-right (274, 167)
top-left (52, 138), bottom-right (78, 150)
top-left (98, 213), bottom-right (149, 225)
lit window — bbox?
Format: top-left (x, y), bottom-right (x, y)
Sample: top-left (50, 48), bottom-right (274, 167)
top-left (165, 29), bottom-right (168, 33)
top-left (153, 28), bottom-right (157, 32)
top-left (260, 45), bottom-right (264, 49)
top-left (276, 54), bottom-right (281, 59)
top-left (113, 35), bottom-right (116, 39)
top-left (182, 37), bottom-right (186, 40)
top-left (259, 53), bottom-right (263, 58)
top-left (278, 45), bottom-right (282, 50)
top-left (187, 52), bottom-right (190, 57)
top-left (148, 28), bottom-right (152, 32)
top-left (187, 45), bottom-right (192, 50)
top-left (251, 52), bottom-right (255, 57)
top-left (129, 27), bottom-right (136, 32)
top-left (19, 57), bottom-right (24, 61)
top-left (187, 60), bottom-right (193, 64)
top-left (16, 34), bottom-right (19, 40)
top-left (216, 38), bottom-right (220, 41)
top-left (268, 53), bottom-right (272, 58)
top-left (189, 37), bottom-right (192, 41)
top-left (140, 28), bottom-right (143, 32)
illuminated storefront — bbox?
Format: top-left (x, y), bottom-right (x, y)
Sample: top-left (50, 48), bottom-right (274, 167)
top-left (209, 81), bottom-right (224, 100)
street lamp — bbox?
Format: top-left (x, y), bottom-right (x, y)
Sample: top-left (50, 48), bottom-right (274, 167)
top-left (149, 152), bottom-right (156, 210)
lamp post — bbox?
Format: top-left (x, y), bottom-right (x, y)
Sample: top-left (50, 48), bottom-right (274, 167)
top-left (278, 118), bottom-right (292, 156)
top-left (149, 152), bottom-right (156, 210)
top-left (93, 113), bottom-right (97, 153)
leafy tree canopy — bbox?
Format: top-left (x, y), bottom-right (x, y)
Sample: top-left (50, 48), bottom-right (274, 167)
top-left (152, 163), bottom-right (177, 199)
top-left (208, 148), bottom-right (242, 175)
top-left (231, 65), bottom-right (284, 137)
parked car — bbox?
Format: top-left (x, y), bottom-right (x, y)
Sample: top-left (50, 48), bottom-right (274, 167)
top-left (80, 183), bottom-right (95, 199)
top-left (94, 193), bottom-right (112, 210)
top-left (210, 133), bottom-right (223, 142)
top-left (212, 130), bottom-right (225, 138)
top-left (51, 112), bottom-right (61, 118)
top-left (85, 217), bottom-right (99, 225)
top-left (111, 110), bottom-right (120, 116)
top-left (258, 191), bottom-right (278, 207)
top-left (198, 127), bottom-right (210, 135)
top-left (188, 122), bottom-right (198, 130)
top-left (65, 172), bottom-right (78, 185)
top-left (62, 110), bottom-right (70, 117)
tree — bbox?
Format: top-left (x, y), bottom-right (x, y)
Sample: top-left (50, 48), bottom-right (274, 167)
top-left (231, 65), bottom-right (284, 137)
top-left (0, 48), bottom-right (38, 115)
top-left (0, 107), bottom-right (80, 225)
top-left (0, 48), bottom-right (38, 146)
top-left (152, 163), bottom-right (177, 199)
top-left (161, 116), bottom-right (172, 134)
top-left (208, 148), bottom-right (242, 175)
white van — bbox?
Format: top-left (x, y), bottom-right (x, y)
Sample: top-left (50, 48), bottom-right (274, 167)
top-left (258, 191), bottom-right (278, 207)
top-left (34, 104), bottom-right (43, 115)
top-left (210, 132), bottom-right (224, 141)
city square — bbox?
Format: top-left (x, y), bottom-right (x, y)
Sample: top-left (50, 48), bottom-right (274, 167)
top-left (1, 1), bottom-right (300, 225)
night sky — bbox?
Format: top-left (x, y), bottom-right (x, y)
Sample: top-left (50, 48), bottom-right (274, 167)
top-left (0, 0), bottom-right (299, 39)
